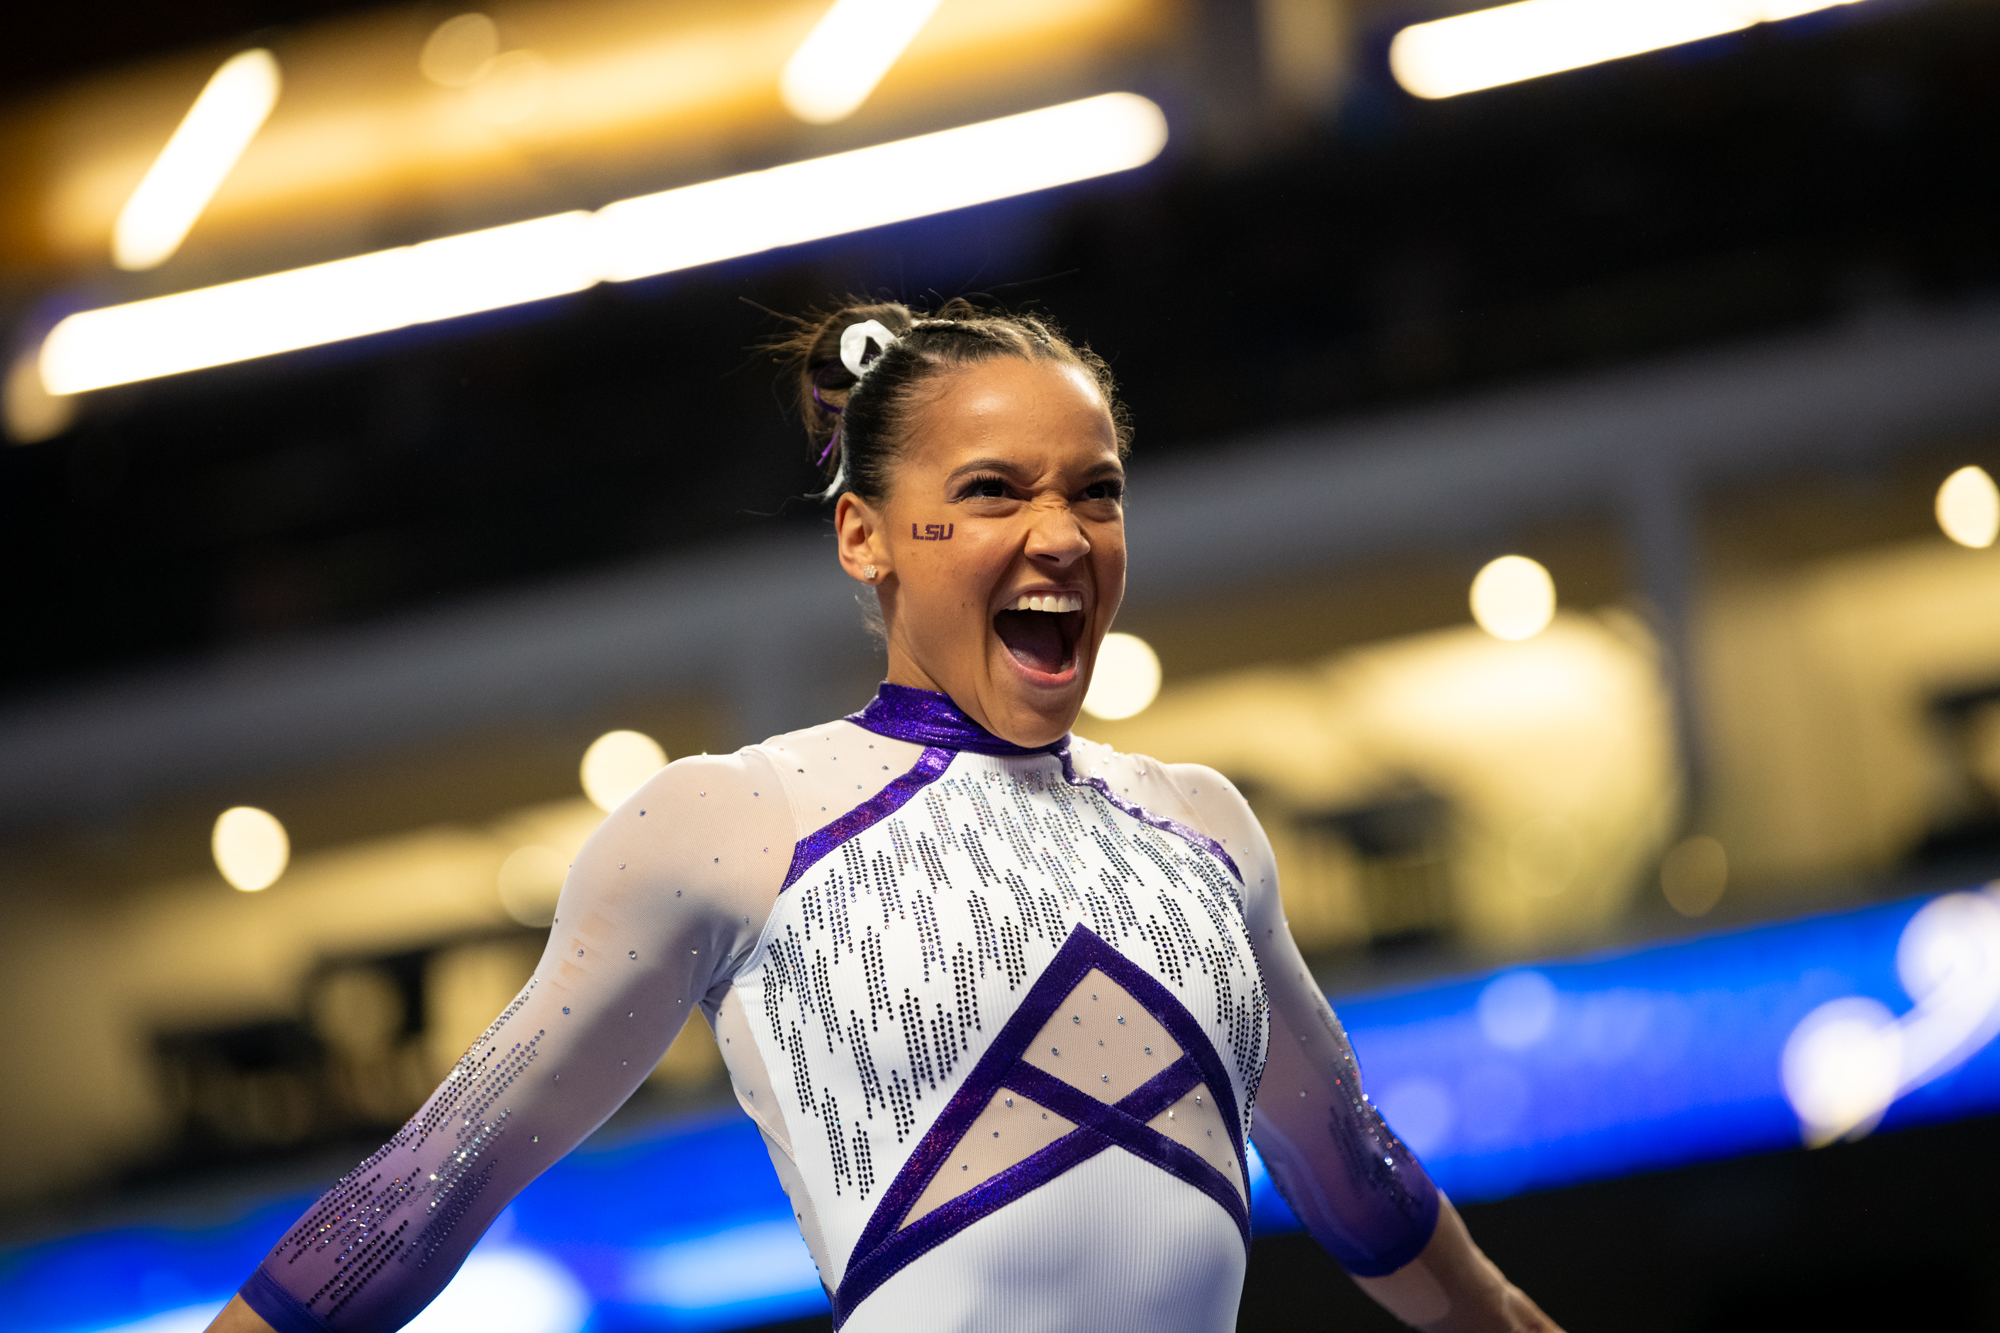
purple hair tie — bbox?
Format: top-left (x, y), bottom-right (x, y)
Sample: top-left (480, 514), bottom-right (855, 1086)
top-left (811, 385), bottom-right (844, 465)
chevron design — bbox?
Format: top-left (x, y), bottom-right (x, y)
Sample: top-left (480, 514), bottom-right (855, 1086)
top-left (831, 923), bottom-right (1252, 1327)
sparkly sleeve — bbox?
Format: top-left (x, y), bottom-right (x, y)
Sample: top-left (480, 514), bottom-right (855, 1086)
top-left (1169, 765), bottom-right (1442, 1279)
top-left (237, 751), bottom-right (793, 1333)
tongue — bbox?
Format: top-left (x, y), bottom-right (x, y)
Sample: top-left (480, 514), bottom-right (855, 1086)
top-left (994, 610), bottom-right (1067, 674)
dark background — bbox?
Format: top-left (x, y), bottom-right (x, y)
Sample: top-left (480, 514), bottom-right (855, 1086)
top-left (5, 0), bottom-right (1995, 699)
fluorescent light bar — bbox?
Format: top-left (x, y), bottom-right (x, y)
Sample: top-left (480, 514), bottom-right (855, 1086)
top-left (596, 92), bottom-right (1169, 283)
top-left (781, 0), bottom-right (947, 125)
top-left (113, 49), bottom-right (282, 271)
top-left (1389, 0), bottom-right (1866, 100)
top-left (41, 93), bottom-right (1167, 396)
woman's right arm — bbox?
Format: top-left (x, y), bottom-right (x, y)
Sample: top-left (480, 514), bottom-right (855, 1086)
top-left (207, 750), bottom-right (792, 1333)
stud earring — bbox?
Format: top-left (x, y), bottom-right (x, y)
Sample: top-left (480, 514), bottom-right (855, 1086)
top-left (864, 564), bottom-right (878, 581)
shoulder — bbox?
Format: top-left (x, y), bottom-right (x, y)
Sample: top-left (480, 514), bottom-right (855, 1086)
top-left (571, 746), bottom-right (793, 900)
top-left (752, 716), bottom-right (877, 758)
top-left (623, 746), bottom-right (779, 812)
top-left (1069, 736), bottom-right (1268, 886)
top-left (1068, 735), bottom-right (1254, 833)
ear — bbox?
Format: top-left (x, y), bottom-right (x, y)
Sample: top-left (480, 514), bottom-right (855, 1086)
top-left (834, 492), bottom-right (892, 585)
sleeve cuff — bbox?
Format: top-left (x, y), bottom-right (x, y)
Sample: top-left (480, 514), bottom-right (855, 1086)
top-left (240, 1267), bottom-right (331, 1333)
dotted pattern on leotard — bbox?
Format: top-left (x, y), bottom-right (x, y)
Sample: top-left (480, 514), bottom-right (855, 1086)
top-left (744, 754), bottom-right (1268, 1232)
top-left (265, 986), bottom-right (542, 1317)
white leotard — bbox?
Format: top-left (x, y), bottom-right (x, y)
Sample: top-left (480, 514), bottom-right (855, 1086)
top-left (241, 686), bottom-right (1438, 1333)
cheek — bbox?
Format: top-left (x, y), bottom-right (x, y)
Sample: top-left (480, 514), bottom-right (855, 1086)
top-left (897, 536), bottom-right (1004, 617)
top-left (1093, 525), bottom-right (1128, 578)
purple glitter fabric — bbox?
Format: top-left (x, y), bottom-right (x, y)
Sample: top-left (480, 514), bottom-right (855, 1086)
top-left (845, 683), bottom-right (1243, 882)
top-left (780, 745), bottom-right (954, 891)
top-left (831, 923), bottom-right (1250, 1327)
top-left (846, 683), bottom-right (1067, 758)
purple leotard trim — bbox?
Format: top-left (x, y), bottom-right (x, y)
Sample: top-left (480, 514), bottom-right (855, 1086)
top-left (1051, 746), bottom-right (1244, 884)
top-left (845, 683), bottom-right (1067, 757)
top-left (831, 923), bottom-right (1250, 1327)
top-left (780, 746), bottom-right (955, 892)
top-left (239, 1267), bottom-right (330, 1333)
top-left (844, 684), bottom-right (1242, 882)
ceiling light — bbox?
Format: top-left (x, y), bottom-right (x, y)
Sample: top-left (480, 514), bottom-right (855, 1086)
top-left (1082, 632), bottom-right (1162, 721)
top-left (781, 0), bottom-right (947, 124)
top-left (1470, 555), bottom-right (1556, 641)
top-left (212, 805), bottom-right (290, 891)
top-left (1390, 0), bottom-right (1868, 101)
top-left (112, 49), bottom-right (281, 271)
top-left (1937, 465), bottom-right (2000, 549)
top-left (420, 13), bottom-right (502, 88)
top-left (41, 93), bottom-right (1168, 395)
top-left (581, 730), bottom-right (667, 812)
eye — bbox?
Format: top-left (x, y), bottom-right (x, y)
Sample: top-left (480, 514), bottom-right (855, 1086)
top-left (956, 473), bottom-right (1010, 500)
top-left (1081, 478), bottom-right (1125, 503)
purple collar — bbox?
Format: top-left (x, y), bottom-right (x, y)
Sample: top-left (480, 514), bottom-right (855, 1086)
top-left (847, 683), bottom-right (1068, 757)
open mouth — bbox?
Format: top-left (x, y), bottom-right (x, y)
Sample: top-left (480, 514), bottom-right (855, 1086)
top-left (994, 594), bottom-right (1086, 680)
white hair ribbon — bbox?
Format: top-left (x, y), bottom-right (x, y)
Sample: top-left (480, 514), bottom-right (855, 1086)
top-left (839, 320), bottom-right (897, 380)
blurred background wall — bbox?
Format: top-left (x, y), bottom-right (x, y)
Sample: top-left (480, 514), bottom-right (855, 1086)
top-left (5, 0), bottom-right (2000, 1328)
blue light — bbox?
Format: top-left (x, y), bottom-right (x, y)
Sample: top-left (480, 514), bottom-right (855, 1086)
top-left (11, 889), bottom-right (2000, 1332)
top-left (1324, 887), bottom-right (2000, 1206)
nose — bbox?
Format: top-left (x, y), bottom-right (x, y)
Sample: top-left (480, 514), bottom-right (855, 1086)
top-left (1024, 497), bottom-right (1089, 570)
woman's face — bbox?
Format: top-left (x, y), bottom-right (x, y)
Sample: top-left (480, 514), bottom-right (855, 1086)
top-left (835, 356), bottom-right (1126, 747)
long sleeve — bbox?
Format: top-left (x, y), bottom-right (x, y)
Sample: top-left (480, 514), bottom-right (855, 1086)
top-left (1169, 764), bottom-right (1442, 1277)
top-left (239, 751), bottom-right (794, 1333)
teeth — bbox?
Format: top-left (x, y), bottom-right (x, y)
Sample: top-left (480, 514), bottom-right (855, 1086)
top-left (1009, 593), bottom-right (1083, 612)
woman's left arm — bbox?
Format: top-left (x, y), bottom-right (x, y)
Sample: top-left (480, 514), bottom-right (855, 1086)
top-left (1169, 764), bottom-right (1565, 1333)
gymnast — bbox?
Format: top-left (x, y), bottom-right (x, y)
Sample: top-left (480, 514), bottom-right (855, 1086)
top-left (207, 300), bottom-right (1564, 1333)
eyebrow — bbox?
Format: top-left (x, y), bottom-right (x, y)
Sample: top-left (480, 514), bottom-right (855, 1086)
top-left (943, 457), bottom-right (1127, 483)
top-left (945, 457), bottom-right (1027, 480)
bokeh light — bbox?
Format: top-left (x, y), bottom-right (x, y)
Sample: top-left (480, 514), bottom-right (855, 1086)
top-left (3, 347), bottom-right (75, 444)
top-left (420, 14), bottom-right (501, 87)
top-left (1082, 632), bottom-right (1162, 720)
top-left (1476, 970), bottom-right (1558, 1050)
top-left (581, 730), bottom-right (666, 811)
top-left (498, 845), bottom-right (568, 928)
top-left (212, 806), bottom-right (289, 891)
top-left (402, 1241), bottom-right (590, 1333)
top-left (1469, 555), bottom-right (1556, 641)
top-left (112, 49), bottom-right (280, 271)
top-left (1936, 464), bottom-right (2000, 549)
top-left (1389, 0), bottom-right (1864, 101)
top-left (1781, 995), bottom-right (1901, 1146)
top-left (1660, 834), bottom-right (1728, 917)
top-left (780, 0), bottom-right (945, 124)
